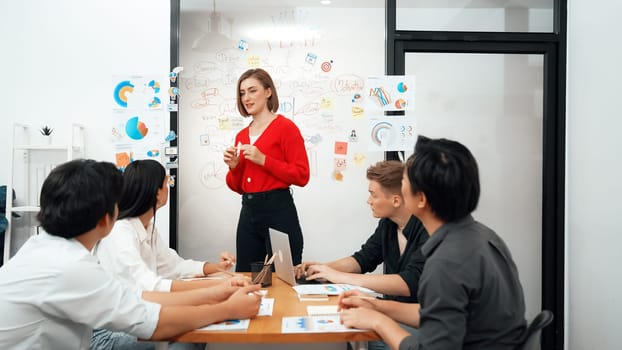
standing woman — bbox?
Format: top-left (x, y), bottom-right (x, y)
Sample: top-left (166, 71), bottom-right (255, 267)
top-left (223, 68), bottom-right (310, 272)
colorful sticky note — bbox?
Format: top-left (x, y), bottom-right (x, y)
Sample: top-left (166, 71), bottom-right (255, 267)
top-left (218, 117), bottom-right (232, 130)
top-left (334, 141), bottom-right (348, 155)
top-left (353, 153), bottom-right (366, 166)
top-left (351, 106), bottom-right (364, 119)
top-left (247, 55), bottom-right (260, 68)
top-left (334, 157), bottom-right (347, 172)
top-left (115, 152), bottom-right (133, 170)
top-left (320, 97), bottom-right (334, 110)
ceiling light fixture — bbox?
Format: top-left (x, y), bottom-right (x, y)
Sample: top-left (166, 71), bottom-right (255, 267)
top-left (192, 0), bottom-right (232, 52)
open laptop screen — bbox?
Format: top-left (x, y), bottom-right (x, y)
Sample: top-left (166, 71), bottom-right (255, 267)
top-left (269, 228), bottom-right (298, 285)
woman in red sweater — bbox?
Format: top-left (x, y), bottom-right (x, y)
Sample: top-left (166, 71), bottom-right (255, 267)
top-left (223, 68), bottom-right (310, 272)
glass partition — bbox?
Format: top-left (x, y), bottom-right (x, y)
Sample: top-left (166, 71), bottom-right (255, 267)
top-left (405, 52), bottom-right (544, 319)
top-left (396, 0), bottom-right (554, 32)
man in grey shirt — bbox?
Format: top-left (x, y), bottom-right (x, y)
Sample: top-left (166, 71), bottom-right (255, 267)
top-left (339, 136), bottom-right (528, 350)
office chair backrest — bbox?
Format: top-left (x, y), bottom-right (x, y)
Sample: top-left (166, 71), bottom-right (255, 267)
top-left (516, 310), bottom-right (554, 350)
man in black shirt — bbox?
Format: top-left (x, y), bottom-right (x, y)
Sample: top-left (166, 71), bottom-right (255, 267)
top-left (339, 136), bottom-right (527, 350)
top-left (295, 160), bottom-right (428, 303)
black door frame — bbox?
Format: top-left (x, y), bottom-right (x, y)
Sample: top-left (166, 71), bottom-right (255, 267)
top-left (169, 0), bottom-right (180, 251)
top-left (385, 1), bottom-right (566, 349)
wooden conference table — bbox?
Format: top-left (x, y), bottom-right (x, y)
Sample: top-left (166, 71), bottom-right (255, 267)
top-left (169, 274), bottom-right (380, 346)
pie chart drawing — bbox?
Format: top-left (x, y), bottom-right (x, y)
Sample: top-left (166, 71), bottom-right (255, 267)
top-left (371, 121), bottom-right (395, 146)
top-left (125, 116), bottom-right (149, 140)
top-left (394, 98), bottom-right (407, 109)
top-left (397, 82), bottom-right (408, 93)
top-left (148, 80), bottom-right (161, 93)
top-left (114, 80), bottom-right (134, 108)
top-left (148, 96), bottom-right (162, 109)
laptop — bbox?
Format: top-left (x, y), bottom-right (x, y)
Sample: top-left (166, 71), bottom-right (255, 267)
top-left (269, 228), bottom-right (321, 286)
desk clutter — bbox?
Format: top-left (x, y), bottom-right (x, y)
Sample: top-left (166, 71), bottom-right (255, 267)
top-left (193, 283), bottom-right (379, 334)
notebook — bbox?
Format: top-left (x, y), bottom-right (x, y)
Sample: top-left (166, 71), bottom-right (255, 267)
top-left (269, 228), bottom-right (320, 286)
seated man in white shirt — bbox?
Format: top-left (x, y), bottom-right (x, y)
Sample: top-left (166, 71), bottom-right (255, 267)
top-left (0, 159), bottom-right (261, 350)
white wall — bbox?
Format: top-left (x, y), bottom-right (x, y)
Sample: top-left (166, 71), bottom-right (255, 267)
top-left (0, 0), bottom-right (171, 249)
top-left (566, 1), bottom-right (622, 349)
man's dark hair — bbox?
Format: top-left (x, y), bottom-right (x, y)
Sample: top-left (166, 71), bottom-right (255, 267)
top-left (37, 159), bottom-right (123, 239)
top-left (118, 159), bottom-right (166, 220)
top-left (405, 135), bottom-right (480, 222)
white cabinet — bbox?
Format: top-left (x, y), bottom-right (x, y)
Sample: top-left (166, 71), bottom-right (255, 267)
top-left (3, 124), bottom-right (85, 262)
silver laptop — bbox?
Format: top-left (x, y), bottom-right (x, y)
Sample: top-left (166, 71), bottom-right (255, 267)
top-left (269, 228), bottom-right (299, 286)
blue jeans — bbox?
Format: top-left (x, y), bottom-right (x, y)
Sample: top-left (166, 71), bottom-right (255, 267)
top-left (367, 323), bottom-right (419, 350)
top-left (90, 329), bottom-right (155, 350)
top-left (91, 329), bottom-right (204, 350)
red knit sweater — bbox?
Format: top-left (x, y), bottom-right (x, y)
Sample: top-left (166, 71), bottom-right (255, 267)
top-left (226, 115), bottom-right (310, 194)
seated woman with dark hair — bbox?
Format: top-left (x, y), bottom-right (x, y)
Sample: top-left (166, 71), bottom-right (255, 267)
top-left (93, 159), bottom-right (243, 349)
top-left (0, 159), bottom-right (261, 350)
top-left (96, 159), bottom-right (236, 293)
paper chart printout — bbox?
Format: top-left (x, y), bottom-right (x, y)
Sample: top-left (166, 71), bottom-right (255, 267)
top-left (111, 75), bottom-right (167, 169)
top-left (292, 284), bottom-right (376, 296)
top-left (367, 115), bottom-right (417, 152)
top-left (364, 75), bottom-right (415, 113)
top-left (257, 298), bottom-right (274, 316)
top-left (282, 315), bottom-right (365, 333)
top-left (197, 318), bottom-right (250, 331)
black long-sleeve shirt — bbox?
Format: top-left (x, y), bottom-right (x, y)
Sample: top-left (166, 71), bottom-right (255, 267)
top-left (351, 215), bottom-right (428, 303)
top-left (399, 215), bottom-right (527, 350)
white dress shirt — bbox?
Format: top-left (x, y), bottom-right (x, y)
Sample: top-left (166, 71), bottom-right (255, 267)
top-left (96, 217), bottom-right (205, 292)
top-left (0, 232), bottom-right (161, 350)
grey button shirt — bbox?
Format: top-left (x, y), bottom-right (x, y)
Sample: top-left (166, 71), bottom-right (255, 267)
top-left (399, 215), bottom-right (527, 350)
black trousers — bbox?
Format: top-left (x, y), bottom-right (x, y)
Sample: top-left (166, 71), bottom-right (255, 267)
top-left (235, 188), bottom-right (304, 272)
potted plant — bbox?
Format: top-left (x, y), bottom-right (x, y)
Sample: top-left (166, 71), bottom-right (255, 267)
top-left (39, 125), bottom-right (54, 144)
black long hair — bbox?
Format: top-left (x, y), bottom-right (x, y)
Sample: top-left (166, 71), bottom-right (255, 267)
top-left (118, 159), bottom-right (166, 220)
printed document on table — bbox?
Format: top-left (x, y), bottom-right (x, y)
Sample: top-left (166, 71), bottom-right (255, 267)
top-left (282, 315), bottom-right (365, 333)
top-left (258, 298), bottom-right (274, 316)
top-left (197, 319), bottom-right (250, 331)
top-left (292, 284), bottom-right (376, 296)
top-left (307, 305), bottom-right (339, 316)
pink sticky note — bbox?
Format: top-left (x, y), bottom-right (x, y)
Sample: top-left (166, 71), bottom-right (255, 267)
top-left (334, 141), bottom-right (348, 155)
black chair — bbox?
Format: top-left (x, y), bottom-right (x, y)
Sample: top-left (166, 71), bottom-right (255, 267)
top-left (516, 310), bottom-right (554, 350)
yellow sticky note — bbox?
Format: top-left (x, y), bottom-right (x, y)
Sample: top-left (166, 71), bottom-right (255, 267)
top-left (320, 97), bottom-right (334, 110)
top-left (247, 55), bottom-right (260, 68)
top-left (353, 153), bottom-right (366, 166)
top-left (218, 117), bottom-right (232, 130)
top-left (351, 106), bottom-right (364, 119)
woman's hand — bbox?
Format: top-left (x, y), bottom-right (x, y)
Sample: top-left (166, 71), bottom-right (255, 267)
top-left (223, 146), bottom-right (240, 169)
top-left (223, 284), bottom-right (262, 320)
top-left (218, 251), bottom-right (236, 270)
top-left (238, 144), bottom-right (266, 166)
